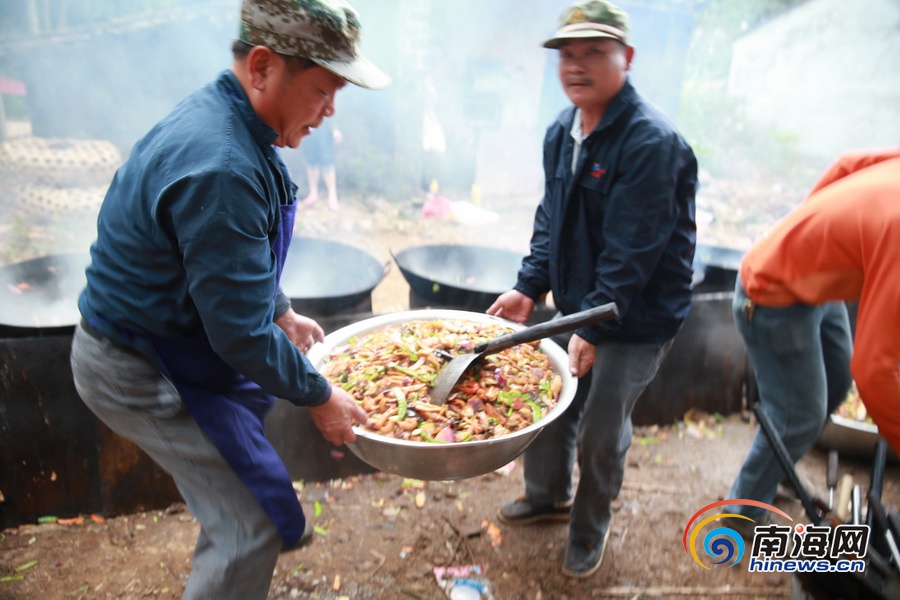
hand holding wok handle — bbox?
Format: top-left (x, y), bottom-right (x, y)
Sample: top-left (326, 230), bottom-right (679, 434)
top-left (486, 289), bottom-right (534, 324)
top-left (475, 302), bottom-right (619, 355)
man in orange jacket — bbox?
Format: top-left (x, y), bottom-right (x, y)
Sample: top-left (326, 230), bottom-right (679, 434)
top-left (726, 147), bottom-right (900, 524)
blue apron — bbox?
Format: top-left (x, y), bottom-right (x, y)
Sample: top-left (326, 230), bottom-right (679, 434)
top-left (147, 202), bottom-right (304, 548)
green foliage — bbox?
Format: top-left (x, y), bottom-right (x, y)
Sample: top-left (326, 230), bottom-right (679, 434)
top-left (332, 89), bottom-right (423, 202)
top-left (684, 0), bottom-right (807, 82)
top-left (678, 0), bottom-right (818, 184)
top-left (338, 142), bottom-right (413, 201)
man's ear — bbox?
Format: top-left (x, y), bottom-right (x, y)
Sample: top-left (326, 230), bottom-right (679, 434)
top-left (246, 46), bottom-right (277, 91)
top-left (624, 46), bottom-right (635, 71)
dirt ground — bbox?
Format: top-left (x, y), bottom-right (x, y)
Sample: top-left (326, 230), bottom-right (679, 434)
top-left (4, 411), bottom-right (900, 600)
top-left (4, 163), bottom-right (900, 599)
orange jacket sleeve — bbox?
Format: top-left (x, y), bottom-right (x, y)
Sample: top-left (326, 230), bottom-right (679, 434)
top-left (808, 147), bottom-right (900, 196)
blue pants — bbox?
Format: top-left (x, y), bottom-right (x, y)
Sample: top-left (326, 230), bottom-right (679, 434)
top-left (521, 329), bottom-right (673, 547)
top-left (726, 277), bottom-right (853, 518)
top-left (70, 325), bottom-right (284, 599)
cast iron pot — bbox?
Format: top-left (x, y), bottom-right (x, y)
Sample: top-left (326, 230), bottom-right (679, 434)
top-left (391, 244), bottom-right (525, 311)
top-left (306, 309), bottom-right (577, 481)
top-left (0, 252), bottom-right (90, 338)
top-left (691, 243), bottom-right (745, 292)
top-left (281, 237), bottom-right (389, 316)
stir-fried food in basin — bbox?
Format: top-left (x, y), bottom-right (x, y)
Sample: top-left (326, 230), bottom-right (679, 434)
top-left (317, 319), bottom-right (563, 443)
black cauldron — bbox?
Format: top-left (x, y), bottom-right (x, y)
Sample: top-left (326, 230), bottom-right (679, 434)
top-left (281, 237), bottom-right (388, 317)
top-left (691, 243), bottom-right (745, 293)
top-left (0, 252), bottom-right (90, 338)
top-left (392, 244), bottom-right (525, 312)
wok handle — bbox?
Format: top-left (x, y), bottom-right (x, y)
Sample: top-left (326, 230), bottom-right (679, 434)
top-left (475, 302), bottom-right (619, 355)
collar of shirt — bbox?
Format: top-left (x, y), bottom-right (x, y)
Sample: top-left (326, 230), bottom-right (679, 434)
top-left (217, 70), bottom-right (279, 150)
top-left (570, 108), bottom-right (588, 175)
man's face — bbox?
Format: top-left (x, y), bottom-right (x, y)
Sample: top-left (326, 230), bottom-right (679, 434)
top-left (557, 38), bottom-right (633, 111)
top-left (267, 59), bottom-right (346, 149)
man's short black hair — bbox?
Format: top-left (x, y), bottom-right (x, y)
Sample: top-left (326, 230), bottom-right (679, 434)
top-left (231, 39), bottom-right (316, 74)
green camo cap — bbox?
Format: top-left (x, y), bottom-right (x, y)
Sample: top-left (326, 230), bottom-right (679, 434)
top-left (239, 0), bottom-right (390, 90)
top-left (542, 0), bottom-right (630, 49)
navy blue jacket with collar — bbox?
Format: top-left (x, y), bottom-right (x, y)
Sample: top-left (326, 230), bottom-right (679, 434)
top-left (515, 79), bottom-right (698, 345)
top-left (78, 70), bottom-right (330, 406)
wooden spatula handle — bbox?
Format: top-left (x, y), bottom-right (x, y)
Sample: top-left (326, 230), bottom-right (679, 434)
top-left (476, 302), bottom-right (619, 355)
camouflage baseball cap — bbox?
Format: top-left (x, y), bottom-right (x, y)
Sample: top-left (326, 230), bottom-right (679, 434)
top-left (542, 0), bottom-right (630, 49)
top-left (239, 0), bottom-right (390, 90)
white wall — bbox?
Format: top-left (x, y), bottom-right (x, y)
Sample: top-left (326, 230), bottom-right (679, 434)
top-left (727, 0), bottom-right (900, 162)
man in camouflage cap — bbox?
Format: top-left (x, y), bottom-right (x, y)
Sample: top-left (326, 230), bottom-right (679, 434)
top-left (489, 0), bottom-right (698, 579)
top-left (542, 0), bottom-right (629, 47)
top-left (240, 0), bottom-right (389, 89)
top-left (71, 1), bottom-right (386, 598)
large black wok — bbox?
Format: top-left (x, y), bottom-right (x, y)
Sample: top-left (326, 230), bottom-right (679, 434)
top-left (281, 237), bottom-right (388, 316)
top-left (0, 253), bottom-right (90, 338)
top-left (391, 244), bottom-right (525, 312)
top-left (691, 243), bottom-right (745, 292)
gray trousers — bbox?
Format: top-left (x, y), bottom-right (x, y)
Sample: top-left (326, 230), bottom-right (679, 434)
top-left (70, 325), bottom-right (283, 599)
top-left (523, 333), bottom-right (673, 547)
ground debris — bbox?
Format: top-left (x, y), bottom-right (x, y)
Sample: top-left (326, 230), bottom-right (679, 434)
top-left (4, 414), bottom-right (882, 599)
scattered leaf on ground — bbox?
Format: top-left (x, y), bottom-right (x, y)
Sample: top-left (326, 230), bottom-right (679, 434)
top-left (16, 560), bottom-right (38, 572)
top-left (482, 520), bottom-right (503, 548)
top-left (65, 585), bottom-right (89, 596)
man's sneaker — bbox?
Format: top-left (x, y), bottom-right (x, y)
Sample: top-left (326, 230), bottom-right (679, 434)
top-left (497, 496), bottom-right (572, 525)
top-left (562, 529), bottom-right (610, 578)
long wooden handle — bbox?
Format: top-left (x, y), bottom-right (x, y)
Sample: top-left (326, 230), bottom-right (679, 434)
top-left (475, 302), bottom-right (619, 355)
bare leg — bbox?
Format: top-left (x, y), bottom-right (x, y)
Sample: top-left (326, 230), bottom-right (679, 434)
top-left (323, 168), bottom-right (339, 211)
top-left (302, 167), bottom-right (320, 205)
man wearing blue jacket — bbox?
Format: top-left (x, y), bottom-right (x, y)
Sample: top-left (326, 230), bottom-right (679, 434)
top-left (489, 0), bottom-right (697, 578)
top-left (70, 1), bottom-right (388, 598)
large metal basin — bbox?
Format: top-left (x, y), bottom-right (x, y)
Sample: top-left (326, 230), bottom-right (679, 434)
top-left (817, 415), bottom-right (898, 463)
top-left (306, 309), bottom-right (577, 481)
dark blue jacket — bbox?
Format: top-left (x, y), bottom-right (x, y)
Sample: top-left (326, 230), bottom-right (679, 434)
top-left (515, 80), bottom-right (698, 344)
top-left (78, 70), bottom-right (330, 406)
